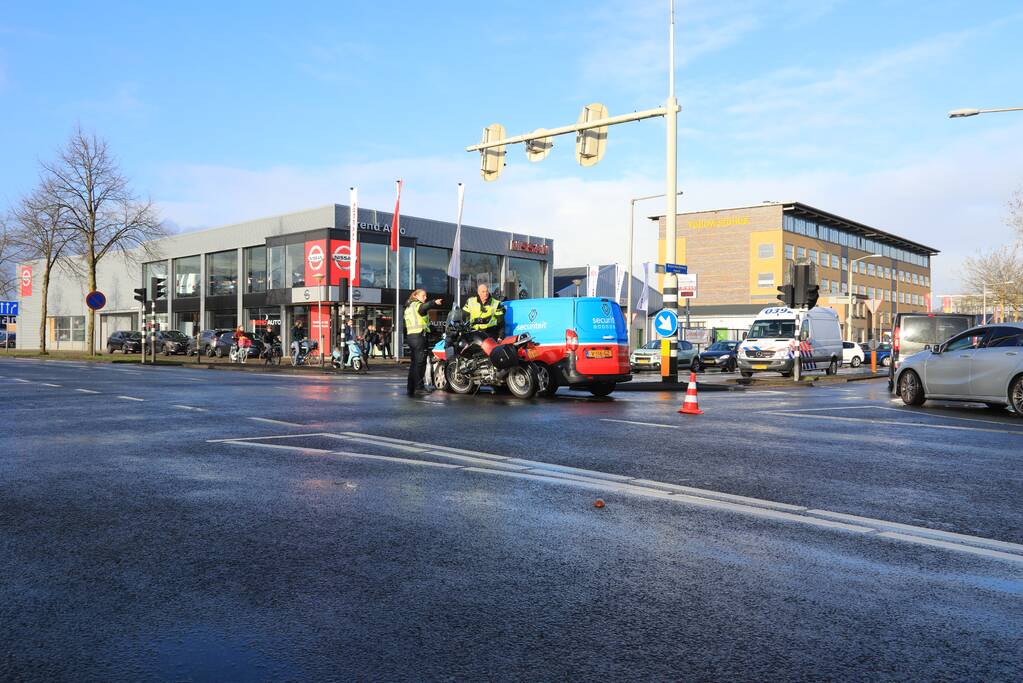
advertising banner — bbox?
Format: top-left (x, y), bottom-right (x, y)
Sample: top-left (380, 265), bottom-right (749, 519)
top-left (309, 307), bottom-right (331, 357)
top-left (304, 240), bottom-right (328, 286)
top-left (677, 273), bottom-right (698, 299)
top-left (329, 240), bottom-right (358, 286)
top-left (586, 264), bottom-right (599, 297)
top-left (19, 265), bottom-right (32, 297)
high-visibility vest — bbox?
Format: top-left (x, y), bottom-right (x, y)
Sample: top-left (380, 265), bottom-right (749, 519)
top-left (463, 296), bottom-right (503, 331)
top-left (404, 302), bottom-right (429, 335)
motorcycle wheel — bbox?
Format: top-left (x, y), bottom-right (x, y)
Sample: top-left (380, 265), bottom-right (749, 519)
top-left (506, 365), bottom-right (538, 399)
top-left (433, 362), bottom-right (449, 391)
top-left (445, 360), bottom-right (477, 394)
top-left (534, 363), bottom-right (557, 397)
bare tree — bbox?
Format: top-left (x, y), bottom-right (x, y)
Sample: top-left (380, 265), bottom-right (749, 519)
top-left (962, 245), bottom-right (1023, 322)
top-left (8, 187), bottom-right (76, 353)
top-left (1008, 186), bottom-right (1023, 243)
top-left (0, 214), bottom-right (18, 299)
top-left (40, 127), bottom-right (165, 354)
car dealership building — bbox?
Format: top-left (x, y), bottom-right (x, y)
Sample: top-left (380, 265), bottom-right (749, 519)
top-left (15, 204), bottom-right (554, 353)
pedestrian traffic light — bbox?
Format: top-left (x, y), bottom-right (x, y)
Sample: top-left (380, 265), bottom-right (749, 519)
top-left (133, 287), bottom-right (147, 304)
top-left (152, 277), bottom-right (167, 300)
top-left (479, 123), bottom-right (506, 182)
top-left (575, 103), bottom-right (608, 167)
top-left (805, 284), bottom-right (820, 309)
top-left (776, 284), bottom-right (795, 307)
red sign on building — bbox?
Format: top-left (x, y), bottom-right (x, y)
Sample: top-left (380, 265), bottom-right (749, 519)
top-left (304, 239), bottom-right (328, 286)
top-left (19, 265), bottom-right (32, 297)
top-left (329, 239), bottom-right (359, 287)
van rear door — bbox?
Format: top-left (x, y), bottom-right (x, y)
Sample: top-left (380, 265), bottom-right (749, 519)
top-left (574, 299), bottom-right (629, 375)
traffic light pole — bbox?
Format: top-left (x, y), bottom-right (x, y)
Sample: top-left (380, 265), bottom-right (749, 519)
top-left (662, 0), bottom-right (679, 383)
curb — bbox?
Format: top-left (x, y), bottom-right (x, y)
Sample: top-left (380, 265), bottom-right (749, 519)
top-left (615, 381), bottom-right (740, 393)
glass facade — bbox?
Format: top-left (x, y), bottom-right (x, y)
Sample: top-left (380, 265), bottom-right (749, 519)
top-left (286, 243), bottom-right (305, 288)
top-left (415, 245), bottom-right (450, 293)
top-left (206, 250), bottom-right (237, 297)
top-left (783, 213), bottom-right (930, 267)
top-left (174, 311), bottom-right (200, 337)
top-left (268, 245), bottom-right (285, 290)
top-left (174, 256), bottom-right (200, 297)
top-left (459, 251), bottom-right (502, 299)
top-left (245, 307), bottom-right (282, 334)
top-left (245, 246), bottom-right (267, 293)
top-left (358, 244), bottom-right (413, 289)
top-left (143, 261), bottom-right (168, 300)
top-left (505, 257), bottom-right (544, 300)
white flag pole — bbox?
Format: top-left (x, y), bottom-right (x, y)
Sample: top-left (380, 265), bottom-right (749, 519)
top-left (349, 187), bottom-right (358, 325)
top-left (393, 179), bottom-right (402, 360)
top-left (448, 183), bottom-right (465, 308)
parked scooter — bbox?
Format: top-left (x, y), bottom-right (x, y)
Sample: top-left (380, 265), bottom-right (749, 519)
top-left (433, 309), bottom-right (544, 398)
top-left (290, 338), bottom-right (317, 366)
top-left (330, 340), bottom-right (365, 372)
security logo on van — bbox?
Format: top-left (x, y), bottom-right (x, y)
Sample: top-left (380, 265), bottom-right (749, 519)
top-left (601, 302), bottom-right (611, 316)
top-left (528, 309), bottom-right (538, 322)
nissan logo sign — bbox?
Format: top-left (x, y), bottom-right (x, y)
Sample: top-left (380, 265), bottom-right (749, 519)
top-left (307, 245), bottom-right (325, 270)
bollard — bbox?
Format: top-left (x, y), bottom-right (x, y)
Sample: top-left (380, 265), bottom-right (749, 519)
top-left (871, 350), bottom-right (877, 373)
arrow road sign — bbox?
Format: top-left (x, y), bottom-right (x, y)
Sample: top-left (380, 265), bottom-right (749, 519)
top-left (654, 308), bottom-right (679, 338)
top-left (0, 301), bottom-right (18, 317)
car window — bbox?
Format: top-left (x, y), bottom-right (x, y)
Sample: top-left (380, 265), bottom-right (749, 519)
top-left (643, 341), bottom-right (659, 350)
top-left (985, 327), bottom-right (1023, 348)
top-left (748, 320), bottom-right (796, 339)
top-left (843, 342), bottom-right (853, 349)
top-left (943, 330), bottom-right (987, 352)
top-left (679, 341), bottom-right (692, 350)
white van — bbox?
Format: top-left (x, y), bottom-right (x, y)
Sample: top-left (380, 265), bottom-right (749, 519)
top-left (737, 306), bottom-right (843, 377)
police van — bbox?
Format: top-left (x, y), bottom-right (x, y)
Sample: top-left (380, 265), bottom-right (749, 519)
top-left (737, 306), bottom-right (843, 377)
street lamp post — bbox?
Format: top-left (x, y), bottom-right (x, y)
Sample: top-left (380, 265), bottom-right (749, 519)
top-left (572, 278), bottom-right (582, 297)
top-left (948, 107), bottom-right (1023, 118)
top-left (626, 190), bottom-right (683, 350)
top-left (846, 254), bottom-right (884, 342)
top-left (313, 273), bottom-right (325, 368)
top-left (982, 280), bottom-right (1015, 324)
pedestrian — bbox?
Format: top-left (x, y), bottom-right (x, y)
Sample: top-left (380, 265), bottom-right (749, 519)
top-left (380, 325), bottom-right (393, 359)
top-left (340, 318), bottom-right (354, 365)
top-left (404, 289), bottom-right (443, 396)
top-left (364, 324), bottom-right (380, 364)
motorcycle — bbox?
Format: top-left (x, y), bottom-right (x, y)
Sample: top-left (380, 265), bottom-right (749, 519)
top-left (433, 309), bottom-right (546, 399)
top-left (290, 338), bottom-right (318, 366)
top-left (331, 340), bottom-right (365, 372)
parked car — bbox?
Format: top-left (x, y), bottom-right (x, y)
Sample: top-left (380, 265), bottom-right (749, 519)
top-left (106, 330), bottom-right (142, 353)
top-left (692, 340), bottom-right (739, 372)
top-left (891, 312), bottom-right (975, 388)
top-left (0, 330), bottom-right (15, 347)
top-left (154, 329), bottom-right (191, 355)
top-left (191, 329), bottom-right (234, 357)
top-left (894, 324), bottom-right (1023, 414)
top-left (629, 339), bottom-right (697, 371)
top-left (842, 341), bottom-right (865, 367)
top-left (859, 342), bottom-right (893, 367)
top-left (738, 306), bottom-right (843, 377)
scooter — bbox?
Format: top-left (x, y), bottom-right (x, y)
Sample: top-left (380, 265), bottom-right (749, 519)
top-left (331, 340), bottom-right (365, 372)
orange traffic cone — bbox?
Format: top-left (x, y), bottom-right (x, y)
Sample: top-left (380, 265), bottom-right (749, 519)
top-left (679, 371), bottom-right (703, 415)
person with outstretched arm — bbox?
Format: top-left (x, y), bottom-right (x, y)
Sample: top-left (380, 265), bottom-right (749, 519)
top-left (404, 289), bottom-right (443, 396)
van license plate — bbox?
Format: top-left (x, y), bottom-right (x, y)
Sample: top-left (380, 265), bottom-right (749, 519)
top-left (752, 364), bottom-right (769, 370)
top-left (586, 349), bottom-right (612, 359)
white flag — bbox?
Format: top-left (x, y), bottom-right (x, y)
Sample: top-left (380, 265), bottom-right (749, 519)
top-left (349, 187), bottom-right (359, 285)
top-left (614, 263), bottom-right (626, 303)
top-left (636, 262), bottom-right (650, 312)
top-left (586, 264), bottom-right (599, 297)
top-left (447, 183), bottom-right (464, 286)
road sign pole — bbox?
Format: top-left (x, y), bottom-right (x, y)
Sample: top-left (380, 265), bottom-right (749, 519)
top-left (662, 0), bottom-right (679, 383)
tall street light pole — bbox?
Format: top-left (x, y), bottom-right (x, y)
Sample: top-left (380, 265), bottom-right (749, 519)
top-left (627, 190), bottom-right (683, 350)
top-left (662, 0), bottom-right (680, 383)
top-left (846, 254), bottom-right (883, 342)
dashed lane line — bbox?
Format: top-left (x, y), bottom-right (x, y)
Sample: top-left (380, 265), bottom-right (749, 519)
top-left (172, 404), bottom-right (207, 411)
top-left (40, 383), bottom-right (61, 387)
top-left (761, 410), bottom-right (1023, 436)
top-left (247, 416), bottom-right (306, 427)
top-left (75, 389), bottom-right (100, 394)
top-left (601, 418), bottom-right (679, 429)
top-left (13, 378), bottom-right (30, 383)
top-left (116, 395), bottom-right (145, 402)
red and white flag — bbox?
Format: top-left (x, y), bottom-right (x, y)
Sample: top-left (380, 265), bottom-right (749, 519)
top-left (391, 179), bottom-right (403, 252)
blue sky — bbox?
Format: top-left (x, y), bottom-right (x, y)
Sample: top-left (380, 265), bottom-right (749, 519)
top-left (2, 1), bottom-right (1022, 292)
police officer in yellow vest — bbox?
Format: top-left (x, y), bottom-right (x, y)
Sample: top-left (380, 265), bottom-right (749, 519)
top-left (404, 289), bottom-right (443, 396)
top-left (462, 284), bottom-right (504, 338)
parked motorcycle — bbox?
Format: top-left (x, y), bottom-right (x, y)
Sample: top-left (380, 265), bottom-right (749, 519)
top-left (433, 309), bottom-right (545, 398)
top-left (330, 340), bottom-right (365, 372)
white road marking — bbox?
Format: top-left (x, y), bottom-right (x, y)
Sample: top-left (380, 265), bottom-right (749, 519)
top-left (208, 432), bottom-right (327, 443)
top-left (806, 510), bottom-right (1023, 554)
top-left (600, 418), bottom-right (679, 429)
top-left (117, 395), bottom-right (145, 401)
top-left (75, 389), bottom-right (100, 394)
top-left (763, 410), bottom-right (1023, 435)
top-left (247, 417), bottom-right (305, 427)
top-left (172, 404), bottom-right (207, 411)
top-left (40, 383), bottom-right (61, 387)
top-left (414, 400), bottom-right (444, 406)
top-left (13, 378), bottom-right (30, 383)
top-left (878, 532), bottom-right (1023, 564)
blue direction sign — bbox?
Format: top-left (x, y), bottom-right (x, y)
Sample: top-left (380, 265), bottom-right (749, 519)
top-left (85, 291), bottom-right (107, 311)
top-left (665, 263), bottom-right (688, 275)
top-left (654, 308), bottom-right (679, 338)
top-left (0, 301), bottom-right (18, 317)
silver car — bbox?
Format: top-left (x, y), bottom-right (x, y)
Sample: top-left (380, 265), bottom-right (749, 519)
top-left (894, 324), bottom-right (1023, 414)
top-left (630, 339), bottom-right (698, 371)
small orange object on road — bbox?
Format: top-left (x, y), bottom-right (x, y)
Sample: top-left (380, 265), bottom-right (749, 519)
top-left (593, 499), bottom-right (605, 508)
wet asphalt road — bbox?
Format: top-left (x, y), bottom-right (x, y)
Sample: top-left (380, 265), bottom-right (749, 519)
top-left (2, 357), bottom-right (1022, 681)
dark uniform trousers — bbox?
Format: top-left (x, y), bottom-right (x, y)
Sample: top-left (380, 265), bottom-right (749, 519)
top-left (407, 333), bottom-right (428, 395)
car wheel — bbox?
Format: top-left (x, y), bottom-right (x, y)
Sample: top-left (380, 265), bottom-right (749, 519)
top-left (850, 356), bottom-right (862, 368)
top-left (506, 365), bottom-right (538, 399)
top-left (882, 356), bottom-right (891, 367)
top-left (107, 345), bottom-right (114, 354)
top-left (740, 371), bottom-right (753, 378)
top-left (588, 382), bottom-right (615, 397)
top-left (825, 358), bottom-right (839, 376)
top-left (899, 370), bottom-right (926, 406)
top-left (214, 345), bottom-right (224, 358)
top-left (691, 359), bottom-right (702, 373)
top-left (1010, 376), bottom-right (1023, 416)
top-left (163, 346), bottom-right (170, 356)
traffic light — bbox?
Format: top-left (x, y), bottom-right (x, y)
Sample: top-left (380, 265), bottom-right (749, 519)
top-left (152, 277), bottom-right (167, 300)
top-left (575, 103), bottom-right (608, 167)
top-left (805, 284), bottom-right (820, 309)
top-left (776, 284), bottom-right (795, 307)
top-left (525, 128), bottom-right (553, 162)
top-left (479, 123), bottom-right (506, 182)
top-left (133, 287), bottom-right (147, 304)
